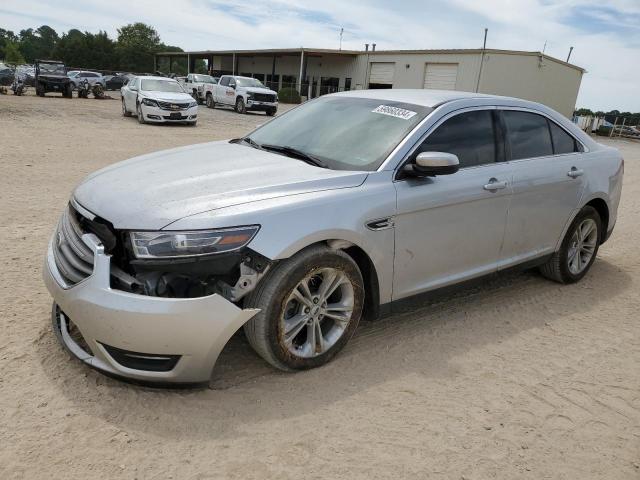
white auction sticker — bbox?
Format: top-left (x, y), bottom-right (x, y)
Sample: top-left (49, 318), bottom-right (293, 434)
top-left (372, 105), bottom-right (417, 120)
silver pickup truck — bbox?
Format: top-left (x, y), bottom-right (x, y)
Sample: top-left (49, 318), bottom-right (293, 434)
top-left (206, 75), bottom-right (278, 115)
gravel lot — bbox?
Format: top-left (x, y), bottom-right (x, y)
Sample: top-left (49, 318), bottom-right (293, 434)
top-left (1, 91), bottom-right (639, 480)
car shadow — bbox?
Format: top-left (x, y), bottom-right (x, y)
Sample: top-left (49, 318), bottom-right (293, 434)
top-left (35, 258), bottom-right (632, 441)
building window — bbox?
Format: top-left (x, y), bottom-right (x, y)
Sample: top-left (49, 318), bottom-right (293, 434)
top-left (240, 72), bottom-right (252, 78)
top-left (344, 78), bottom-right (352, 91)
top-left (320, 77), bottom-right (339, 96)
top-left (266, 74), bottom-right (280, 91)
top-left (253, 73), bottom-right (265, 82)
top-left (282, 75), bottom-right (297, 90)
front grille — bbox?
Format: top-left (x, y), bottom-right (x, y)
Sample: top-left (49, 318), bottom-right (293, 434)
top-left (156, 100), bottom-right (191, 110)
top-left (252, 93), bottom-right (276, 102)
top-left (52, 207), bottom-right (94, 286)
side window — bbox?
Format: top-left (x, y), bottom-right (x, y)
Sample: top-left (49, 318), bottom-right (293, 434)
top-left (219, 76), bottom-right (229, 86)
top-left (503, 111), bottom-right (553, 160)
top-left (548, 120), bottom-right (579, 154)
top-left (418, 110), bottom-right (497, 168)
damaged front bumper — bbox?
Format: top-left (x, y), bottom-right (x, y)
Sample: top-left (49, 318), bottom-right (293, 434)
top-left (43, 233), bottom-right (259, 384)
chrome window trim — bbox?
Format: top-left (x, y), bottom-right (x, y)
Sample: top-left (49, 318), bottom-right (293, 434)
top-left (497, 105), bottom-right (590, 155)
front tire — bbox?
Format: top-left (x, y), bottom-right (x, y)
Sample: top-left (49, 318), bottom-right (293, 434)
top-left (136, 103), bottom-right (146, 124)
top-left (243, 245), bottom-right (364, 371)
top-left (235, 97), bottom-right (246, 114)
top-left (539, 206), bottom-right (602, 284)
top-left (266, 108), bottom-right (277, 116)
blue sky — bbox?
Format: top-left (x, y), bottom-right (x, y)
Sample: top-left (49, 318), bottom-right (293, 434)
top-left (2, 0), bottom-right (639, 110)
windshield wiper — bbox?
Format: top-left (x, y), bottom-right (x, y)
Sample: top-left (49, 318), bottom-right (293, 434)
top-left (260, 144), bottom-right (328, 168)
top-left (230, 136), bottom-right (263, 150)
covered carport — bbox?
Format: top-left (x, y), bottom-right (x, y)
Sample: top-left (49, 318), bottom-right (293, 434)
top-left (154, 48), bottom-right (360, 97)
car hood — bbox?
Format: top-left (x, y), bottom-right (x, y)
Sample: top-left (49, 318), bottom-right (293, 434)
top-left (140, 91), bottom-right (194, 102)
top-left (74, 141), bottom-right (368, 230)
top-left (244, 87), bottom-right (277, 95)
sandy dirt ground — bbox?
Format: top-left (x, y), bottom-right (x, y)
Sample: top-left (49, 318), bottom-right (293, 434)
top-left (0, 90), bottom-right (639, 480)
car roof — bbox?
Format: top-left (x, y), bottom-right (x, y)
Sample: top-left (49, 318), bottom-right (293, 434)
top-left (331, 88), bottom-right (519, 108)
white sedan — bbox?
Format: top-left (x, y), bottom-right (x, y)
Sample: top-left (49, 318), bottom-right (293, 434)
top-left (121, 76), bottom-right (198, 126)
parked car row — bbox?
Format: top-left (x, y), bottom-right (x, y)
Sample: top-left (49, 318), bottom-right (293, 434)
top-left (120, 74), bottom-right (280, 127)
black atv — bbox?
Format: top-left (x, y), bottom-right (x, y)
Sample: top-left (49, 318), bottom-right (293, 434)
top-left (34, 59), bottom-right (73, 98)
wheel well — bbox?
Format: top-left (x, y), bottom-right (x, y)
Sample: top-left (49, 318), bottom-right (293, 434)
top-left (324, 242), bottom-right (380, 321)
top-left (585, 198), bottom-right (609, 243)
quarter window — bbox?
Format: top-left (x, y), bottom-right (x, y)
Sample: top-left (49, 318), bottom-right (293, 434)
top-left (219, 76), bottom-right (230, 86)
top-left (549, 120), bottom-right (580, 154)
top-left (418, 110), bottom-right (497, 168)
top-left (503, 111), bottom-right (553, 160)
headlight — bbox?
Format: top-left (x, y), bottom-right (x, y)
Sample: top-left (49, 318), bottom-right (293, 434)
top-left (188, 101), bottom-right (197, 107)
top-left (141, 98), bottom-right (158, 107)
top-left (129, 226), bottom-right (259, 259)
top-left (246, 92), bottom-right (254, 99)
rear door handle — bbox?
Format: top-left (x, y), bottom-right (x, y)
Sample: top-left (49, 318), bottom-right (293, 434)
top-left (567, 167), bottom-right (584, 178)
top-left (483, 178), bottom-right (507, 191)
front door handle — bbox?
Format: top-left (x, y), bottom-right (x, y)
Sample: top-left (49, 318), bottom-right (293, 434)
top-left (483, 178), bottom-right (507, 191)
top-left (567, 167), bottom-right (584, 178)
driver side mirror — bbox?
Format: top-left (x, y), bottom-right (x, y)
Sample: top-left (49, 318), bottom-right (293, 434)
top-left (403, 152), bottom-right (459, 177)
top-left (229, 83), bottom-right (236, 89)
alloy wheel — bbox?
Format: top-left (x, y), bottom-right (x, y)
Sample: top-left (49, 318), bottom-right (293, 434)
top-left (567, 218), bottom-right (598, 275)
top-left (280, 268), bottom-right (354, 358)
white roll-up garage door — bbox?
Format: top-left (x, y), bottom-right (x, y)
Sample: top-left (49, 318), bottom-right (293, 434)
top-left (369, 62), bottom-right (396, 85)
top-left (423, 63), bottom-right (459, 90)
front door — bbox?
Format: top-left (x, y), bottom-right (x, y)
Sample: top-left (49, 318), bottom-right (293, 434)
top-left (393, 108), bottom-right (512, 300)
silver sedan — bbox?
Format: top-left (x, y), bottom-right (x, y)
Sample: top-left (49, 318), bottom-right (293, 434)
top-left (44, 89), bottom-right (623, 384)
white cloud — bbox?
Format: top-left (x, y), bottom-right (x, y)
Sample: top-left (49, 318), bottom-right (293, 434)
top-left (1, 0), bottom-right (638, 110)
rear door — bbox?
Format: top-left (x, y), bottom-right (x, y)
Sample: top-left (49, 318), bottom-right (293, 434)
top-left (393, 108), bottom-right (513, 299)
top-left (124, 77), bottom-right (138, 110)
top-left (499, 109), bottom-right (586, 267)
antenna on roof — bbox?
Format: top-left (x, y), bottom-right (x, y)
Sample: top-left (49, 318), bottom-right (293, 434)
top-left (566, 46), bottom-right (574, 63)
top-left (339, 27), bottom-right (344, 50)
top-left (542, 40), bottom-right (547, 54)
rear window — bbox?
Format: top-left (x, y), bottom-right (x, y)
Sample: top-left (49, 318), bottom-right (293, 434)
top-left (503, 111), bottom-right (553, 160)
top-left (549, 121), bottom-right (580, 154)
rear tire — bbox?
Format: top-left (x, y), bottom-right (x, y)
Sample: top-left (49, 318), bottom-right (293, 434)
top-left (206, 93), bottom-right (215, 109)
top-left (539, 206), bottom-right (602, 284)
top-left (243, 245), bottom-right (364, 371)
top-left (122, 99), bottom-right (131, 117)
top-left (235, 97), bottom-right (246, 114)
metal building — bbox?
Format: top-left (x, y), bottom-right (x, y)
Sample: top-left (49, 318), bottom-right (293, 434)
top-left (155, 47), bottom-right (584, 117)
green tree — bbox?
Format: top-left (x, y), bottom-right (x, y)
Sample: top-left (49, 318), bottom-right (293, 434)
top-left (17, 25), bottom-right (58, 62)
top-left (574, 108), bottom-right (594, 116)
top-left (116, 23), bottom-right (161, 72)
top-left (4, 41), bottom-right (25, 64)
top-left (0, 28), bottom-right (18, 59)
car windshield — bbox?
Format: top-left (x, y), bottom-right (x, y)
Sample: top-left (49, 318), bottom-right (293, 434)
top-left (246, 96), bottom-right (431, 171)
top-left (235, 77), bottom-right (265, 88)
top-left (193, 74), bottom-right (216, 83)
top-left (140, 79), bottom-right (184, 93)
top-left (39, 63), bottom-right (66, 75)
